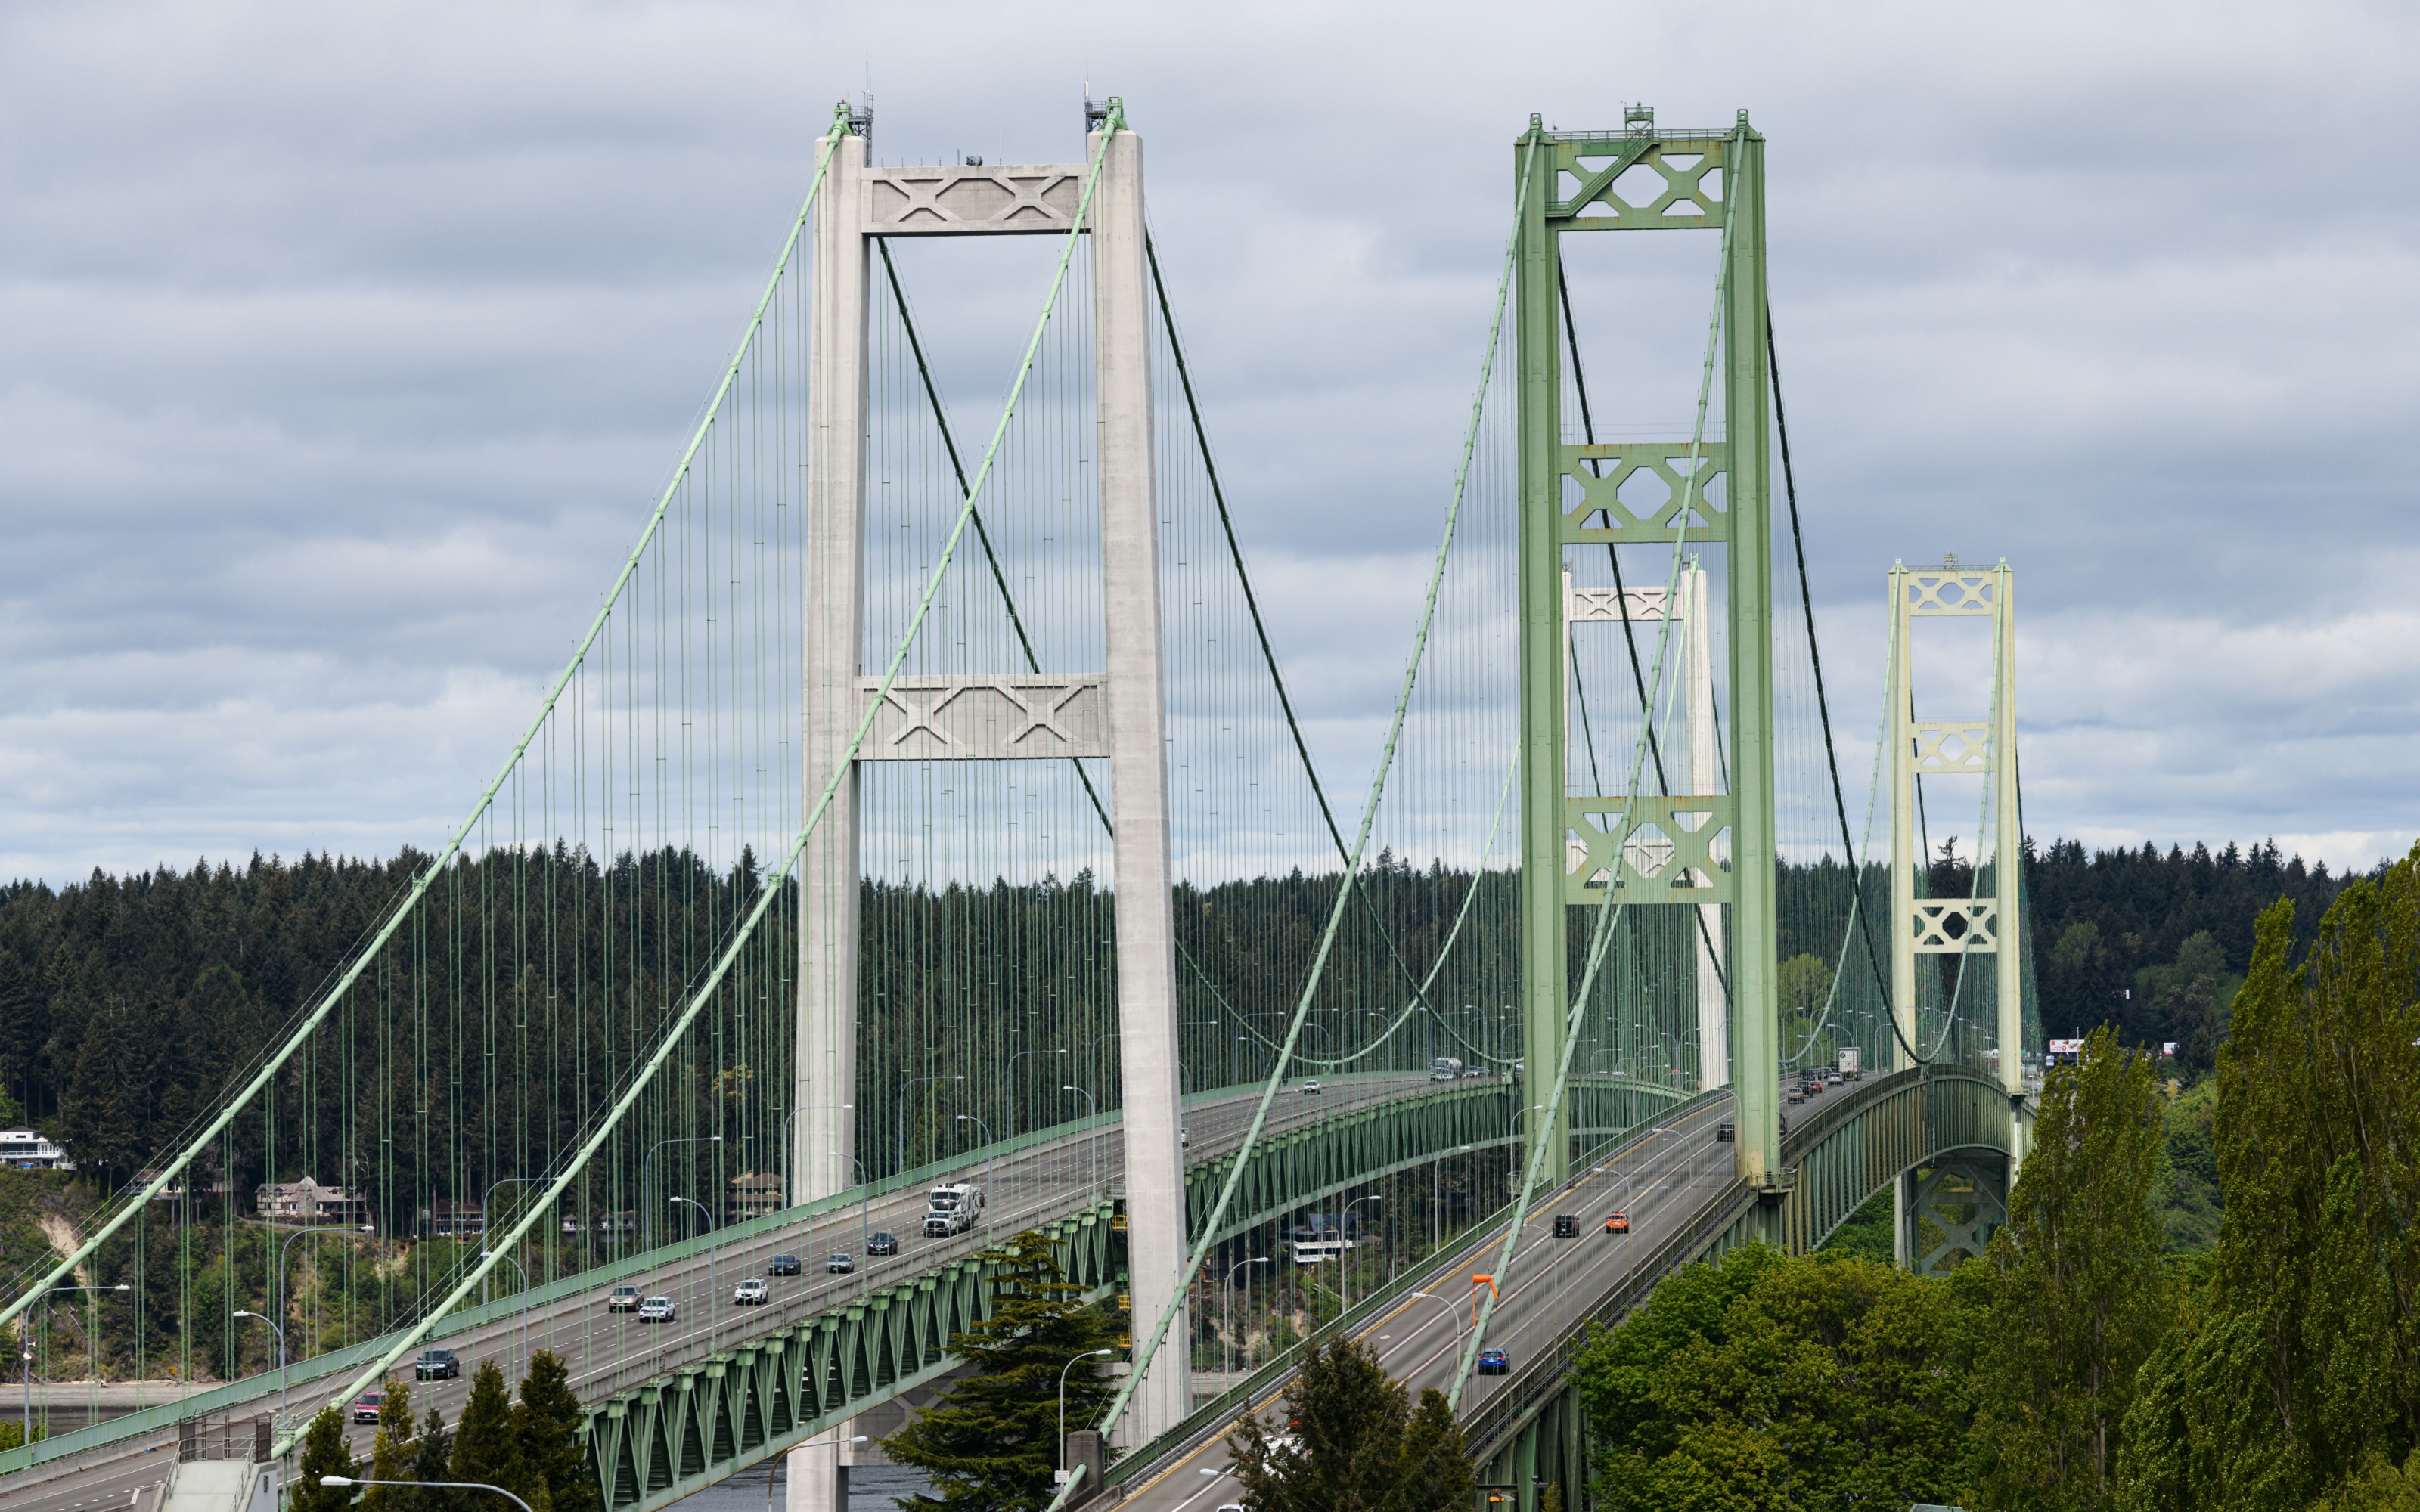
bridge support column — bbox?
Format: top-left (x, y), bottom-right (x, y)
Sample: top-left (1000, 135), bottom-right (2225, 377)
top-left (1884, 558), bottom-right (2031, 1177)
top-left (1514, 111), bottom-right (1777, 1194)
top-left (1090, 120), bottom-right (1193, 1443)
top-left (796, 116), bottom-right (870, 1512)
top-left (1897, 1155), bottom-right (2007, 1275)
top-left (784, 1442), bottom-right (845, 1512)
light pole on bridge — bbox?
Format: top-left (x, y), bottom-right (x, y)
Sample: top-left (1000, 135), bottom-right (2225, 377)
top-left (954, 1116), bottom-right (994, 1235)
top-left (1060, 1086), bottom-right (1097, 1194)
top-left (642, 1136), bottom-right (721, 1252)
top-left (666, 1196), bottom-right (715, 1346)
top-left (1221, 1257), bottom-right (1270, 1383)
top-left (897, 1076), bottom-right (963, 1180)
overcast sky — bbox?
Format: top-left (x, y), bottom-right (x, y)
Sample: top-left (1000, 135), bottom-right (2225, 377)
top-left (3, 0), bottom-right (2415, 887)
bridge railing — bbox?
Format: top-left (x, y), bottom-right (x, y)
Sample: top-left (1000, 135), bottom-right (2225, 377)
top-left (1103, 1089), bottom-right (1728, 1495)
top-left (0, 1079), bottom-right (1416, 1483)
top-left (1460, 1170), bottom-right (1756, 1461)
top-left (1460, 1067), bottom-right (2019, 1460)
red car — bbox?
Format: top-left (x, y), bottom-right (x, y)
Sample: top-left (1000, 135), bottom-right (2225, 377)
top-left (1604, 1212), bottom-right (1630, 1234)
top-left (351, 1391), bottom-right (385, 1424)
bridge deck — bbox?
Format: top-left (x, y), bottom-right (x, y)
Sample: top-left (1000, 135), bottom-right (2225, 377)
top-left (0, 1074), bottom-right (1463, 1512)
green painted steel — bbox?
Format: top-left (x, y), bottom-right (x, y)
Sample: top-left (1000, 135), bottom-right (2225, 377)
top-left (585, 1210), bottom-right (1116, 1512)
top-left (1515, 117), bottom-right (1571, 1188)
top-left (1463, 1068), bottom-right (2009, 1510)
top-left (1515, 110), bottom-right (1780, 1204)
top-left (580, 1079), bottom-right (1605, 1512)
top-left (1718, 119), bottom-right (1781, 1201)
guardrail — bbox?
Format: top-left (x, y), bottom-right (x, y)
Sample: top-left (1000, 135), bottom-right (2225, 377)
top-left (1460, 1065), bottom-right (2020, 1458)
top-left (0, 1074), bottom-right (1432, 1482)
top-left (1460, 1168), bottom-right (1753, 1461)
top-left (1101, 1088), bottom-right (1733, 1498)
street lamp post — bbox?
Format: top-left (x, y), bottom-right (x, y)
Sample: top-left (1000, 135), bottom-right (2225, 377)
top-left (231, 1311), bottom-right (287, 1428)
top-left (40, 1284), bottom-right (127, 1439)
top-left (666, 1196), bottom-right (715, 1341)
top-left (785, 1104), bottom-right (852, 1206)
top-left (641, 1136), bottom-right (722, 1251)
top-left (1005, 1049), bottom-right (1066, 1136)
top-left (1057, 1349), bottom-right (1115, 1482)
top-left (1059, 1086), bottom-right (1096, 1194)
top-left (275, 1225), bottom-right (377, 1358)
top-left (482, 1251), bottom-right (531, 1377)
top-left (475, 1178), bottom-right (545, 1310)
top-left (1222, 1257), bottom-right (1270, 1383)
top-left (759, 1436), bottom-right (868, 1512)
top-left (1407, 1290), bottom-right (1464, 1356)
top-left (897, 1077), bottom-right (965, 1179)
top-left (827, 1152), bottom-right (870, 1280)
top-left (1508, 1103), bottom-right (1545, 1183)
top-left (321, 1479), bottom-right (533, 1512)
top-left (954, 1116), bottom-right (994, 1235)
top-left (1338, 1196), bottom-right (1383, 1315)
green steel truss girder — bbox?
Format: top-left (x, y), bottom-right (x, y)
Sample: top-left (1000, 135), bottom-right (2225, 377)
top-left (1517, 110), bottom-right (1775, 1196)
top-left (1460, 1069), bottom-right (2009, 1509)
top-left (1559, 440), bottom-right (1731, 545)
top-left (1181, 1079), bottom-right (1687, 1243)
top-left (1563, 795), bottom-right (1736, 906)
top-left (1544, 134), bottom-right (1734, 229)
top-left (586, 1210), bottom-right (1115, 1512)
top-left (583, 1082), bottom-right (1674, 1512)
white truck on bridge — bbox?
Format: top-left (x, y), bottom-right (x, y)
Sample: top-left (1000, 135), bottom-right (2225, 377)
top-left (923, 1182), bottom-right (985, 1238)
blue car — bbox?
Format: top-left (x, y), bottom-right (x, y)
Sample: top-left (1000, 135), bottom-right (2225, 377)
top-left (1477, 1349), bottom-right (1509, 1377)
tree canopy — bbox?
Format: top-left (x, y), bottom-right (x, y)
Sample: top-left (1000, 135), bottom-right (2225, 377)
top-left (880, 1230), bottom-right (1122, 1511)
top-left (1575, 1246), bottom-right (1985, 1512)
top-left (1225, 1335), bottom-right (1475, 1512)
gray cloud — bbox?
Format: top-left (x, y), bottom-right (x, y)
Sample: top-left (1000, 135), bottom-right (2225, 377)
top-left (5, 0), bottom-right (2417, 882)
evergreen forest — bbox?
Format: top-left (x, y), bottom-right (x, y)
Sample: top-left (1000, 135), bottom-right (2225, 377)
top-left (0, 832), bottom-right (2357, 1386)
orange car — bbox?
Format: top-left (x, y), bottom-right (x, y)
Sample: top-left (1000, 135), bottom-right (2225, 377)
top-left (1604, 1211), bottom-right (1630, 1234)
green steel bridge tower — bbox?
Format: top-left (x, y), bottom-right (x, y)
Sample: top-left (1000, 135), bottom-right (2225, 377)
top-left (1515, 108), bottom-right (1784, 1204)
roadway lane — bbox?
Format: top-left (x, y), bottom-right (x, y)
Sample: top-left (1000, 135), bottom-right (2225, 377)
top-left (1, 1074), bottom-right (1453, 1512)
top-left (1115, 1095), bottom-right (1738, 1512)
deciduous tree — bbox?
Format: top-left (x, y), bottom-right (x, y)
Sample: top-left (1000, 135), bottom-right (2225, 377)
top-left (1975, 1025), bottom-right (2169, 1510)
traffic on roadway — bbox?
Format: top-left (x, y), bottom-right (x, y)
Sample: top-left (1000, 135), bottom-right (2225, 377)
top-left (0, 1074), bottom-right (1450, 1512)
top-left (1112, 1095), bottom-right (1738, 1511)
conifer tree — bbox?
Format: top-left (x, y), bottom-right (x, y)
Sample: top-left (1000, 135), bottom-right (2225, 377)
top-left (513, 1350), bottom-right (595, 1512)
top-left (363, 1380), bottom-right (415, 1512)
top-left (1977, 1024), bottom-right (2169, 1510)
top-left (414, 1405), bottom-right (456, 1512)
top-left (1227, 1336), bottom-right (1473, 1511)
top-left (451, 1360), bottom-right (524, 1502)
top-left (880, 1230), bottom-right (1121, 1511)
top-left (293, 1405), bottom-right (360, 1512)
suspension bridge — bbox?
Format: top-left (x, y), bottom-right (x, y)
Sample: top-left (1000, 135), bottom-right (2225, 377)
top-left (1, 98), bottom-right (2039, 1512)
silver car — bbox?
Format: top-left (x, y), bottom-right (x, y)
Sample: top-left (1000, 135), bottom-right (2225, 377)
top-left (637, 1295), bottom-right (675, 1323)
top-left (732, 1278), bottom-right (768, 1306)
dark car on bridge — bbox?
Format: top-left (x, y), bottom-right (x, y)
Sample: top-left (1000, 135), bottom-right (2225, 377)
top-left (768, 1253), bottom-right (801, 1276)
top-left (1551, 1214), bottom-right (1580, 1238)
top-left (1477, 1349), bottom-right (1510, 1376)
top-left (414, 1349), bottom-right (461, 1380)
top-left (867, 1231), bottom-right (899, 1256)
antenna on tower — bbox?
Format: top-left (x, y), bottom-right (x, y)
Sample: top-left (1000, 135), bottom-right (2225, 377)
top-left (849, 61), bottom-right (873, 142)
